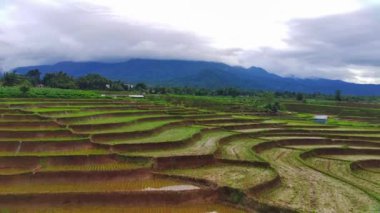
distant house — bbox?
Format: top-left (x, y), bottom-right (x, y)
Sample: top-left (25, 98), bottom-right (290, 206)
top-left (314, 115), bottom-right (328, 124)
top-left (124, 84), bottom-right (134, 90)
top-left (128, 95), bottom-right (144, 98)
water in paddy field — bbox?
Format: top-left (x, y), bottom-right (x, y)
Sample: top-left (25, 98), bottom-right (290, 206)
top-left (0, 177), bottom-right (202, 193)
top-left (142, 184), bottom-right (199, 191)
top-left (1, 204), bottom-right (245, 213)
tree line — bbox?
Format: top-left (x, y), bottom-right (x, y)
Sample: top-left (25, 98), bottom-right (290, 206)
top-left (149, 87), bottom-right (351, 102)
top-left (0, 70), bottom-right (147, 91)
top-left (0, 69), bottom-right (372, 102)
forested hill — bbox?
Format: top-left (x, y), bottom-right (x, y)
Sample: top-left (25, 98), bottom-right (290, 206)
top-left (14, 59), bottom-right (380, 95)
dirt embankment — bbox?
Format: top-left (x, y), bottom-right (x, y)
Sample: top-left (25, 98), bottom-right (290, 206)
top-left (182, 114), bottom-right (233, 120)
top-left (0, 142), bottom-right (18, 151)
top-left (0, 157), bottom-right (37, 171)
top-left (216, 159), bottom-right (270, 168)
top-left (0, 189), bottom-right (218, 206)
top-left (0, 139), bottom-right (93, 152)
top-left (339, 116), bottom-right (380, 124)
top-left (81, 106), bottom-right (139, 111)
top-left (0, 129), bottom-right (85, 139)
top-left (256, 132), bottom-right (380, 141)
top-left (350, 160), bottom-right (380, 171)
top-left (0, 109), bottom-right (27, 114)
top-left (21, 140), bottom-right (93, 152)
top-left (0, 168), bottom-right (151, 183)
top-left (0, 121), bottom-right (61, 129)
top-left (252, 128), bottom-right (380, 136)
top-left (300, 148), bottom-right (380, 159)
top-left (284, 125), bottom-right (337, 129)
top-left (9, 101), bottom-right (136, 108)
top-left (253, 138), bottom-right (380, 153)
top-left (0, 114), bottom-right (48, 121)
top-left (0, 154), bottom-right (120, 169)
top-left (153, 154), bottom-right (216, 170)
top-left (194, 118), bottom-right (263, 125)
top-left (222, 123), bottom-right (284, 130)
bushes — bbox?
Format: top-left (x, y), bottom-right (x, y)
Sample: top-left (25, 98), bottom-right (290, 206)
top-left (77, 74), bottom-right (110, 90)
top-left (0, 87), bottom-right (100, 98)
top-left (1, 71), bottom-right (135, 92)
top-left (19, 85), bottom-right (30, 97)
top-left (1, 72), bottom-right (30, 87)
top-left (43, 72), bottom-right (77, 89)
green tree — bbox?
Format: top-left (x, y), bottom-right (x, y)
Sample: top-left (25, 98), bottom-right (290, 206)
top-left (335, 90), bottom-right (342, 101)
top-left (266, 101), bottom-right (281, 113)
top-left (25, 69), bottom-right (41, 86)
top-left (110, 81), bottom-right (125, 91)
top-left (296, 93), bottom-right (304, 101)
top-left (19, 85), bottom-right (30, 97)
top-left (43, 72), bottom-right (77, 89)
top-left (260, 92), bottom-right (281, 114)
top-left (135, 82), bottom-right (147, 91)
top-left (1, 72), bottom-right (26, 86)
top-left (215, 88), bottom-right (240, 97)
top-left (77, 74), bottom-right (110, 90)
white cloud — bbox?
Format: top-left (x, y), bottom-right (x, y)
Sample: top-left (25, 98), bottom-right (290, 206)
top-left (0, 0), bottom-right (242, 70)
top-left (0, 0), bottom-right (379, 83)
top-left (85, 0), bottom-right (362, 49)
top-left (239, 5), bottom-right (380, 83)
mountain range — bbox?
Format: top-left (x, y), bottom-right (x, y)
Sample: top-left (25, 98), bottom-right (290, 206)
top-left (13, 59), bottom-right (380, 95)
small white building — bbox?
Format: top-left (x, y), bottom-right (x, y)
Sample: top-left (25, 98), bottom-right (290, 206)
top-left (124, 84), bottom-right (134, 90)
top-left (128, 94), bottom-right (144, 98)
top-left (314, 115), bottom-right (328, 124)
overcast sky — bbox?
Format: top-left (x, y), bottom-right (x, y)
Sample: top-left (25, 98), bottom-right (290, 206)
top-left (1, 0), bottom-right (379, 83)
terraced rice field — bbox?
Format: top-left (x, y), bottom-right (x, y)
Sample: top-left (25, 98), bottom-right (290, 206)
top-left (0, 98), bottom-right (379, 212)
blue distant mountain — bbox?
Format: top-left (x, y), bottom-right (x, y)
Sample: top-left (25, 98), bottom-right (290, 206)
top-left (13, 59), bottom-right (380, 95)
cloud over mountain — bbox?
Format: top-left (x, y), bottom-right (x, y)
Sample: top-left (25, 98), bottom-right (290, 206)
top-left (240, 5), bottom-right (380, 83)
top-left (0, 0), bottom-right (379, 83)
top-left (0, 0), bottom-right (239, 70)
